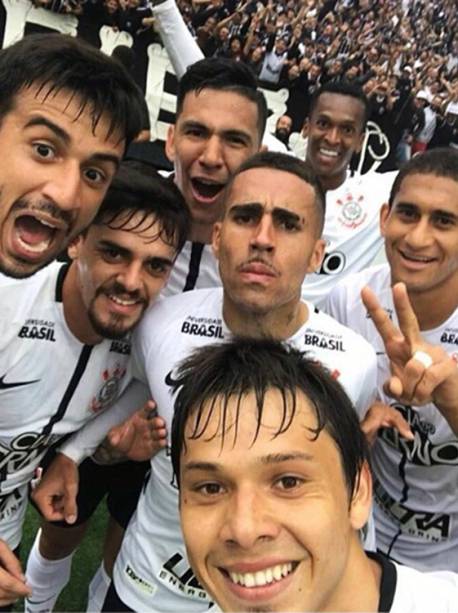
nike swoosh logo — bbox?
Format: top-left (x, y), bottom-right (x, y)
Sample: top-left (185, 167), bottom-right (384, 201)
top-left (164, 370), bottom-right (179, 387)
top-left (0, 375), bottom-right (40, 389)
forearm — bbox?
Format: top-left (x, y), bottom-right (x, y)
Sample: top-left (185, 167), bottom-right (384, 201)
top-left (152, 0), bottom-right (204, 78)
top-left (59, 380), bottom-right (150, 463)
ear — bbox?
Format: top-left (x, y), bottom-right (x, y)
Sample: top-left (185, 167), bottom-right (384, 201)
top-left (165, 124), bottom-right (176, 163)
top-left (67, 235), bottom-right (85, 260)
top-left (379, 202), bottom-right (390, 237)
top-left (306, 238), bottom-right (326, 274)
top-left (212, 222), bottom-right (222, 260)
top-left (349, 460), bottom-right (373, 531)
top-left (301, 118), bottom-right (309, 137)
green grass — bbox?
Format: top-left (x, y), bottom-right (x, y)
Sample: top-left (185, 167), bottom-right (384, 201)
top-left (15, 503), bottom-right (108, 612)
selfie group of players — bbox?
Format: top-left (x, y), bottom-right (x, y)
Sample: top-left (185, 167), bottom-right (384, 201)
top-left (0, 28), bottom-right (457, 613)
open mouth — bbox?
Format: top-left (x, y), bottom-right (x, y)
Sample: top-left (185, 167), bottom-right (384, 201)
top-left (191, 178), bottom-right (225, 203)
top-left (221, 561), bottom-right (298, 588)
top-left (317, 146), bottom-right (339, 161)
top-left (12, 214), bottom-right (65, 259)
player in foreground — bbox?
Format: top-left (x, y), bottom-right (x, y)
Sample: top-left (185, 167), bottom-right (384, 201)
top-left (170, 339), bottom-right (458, 612)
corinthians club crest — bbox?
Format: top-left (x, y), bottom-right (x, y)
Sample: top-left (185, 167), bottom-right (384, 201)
top-left (91, 364), bottom-right (127, 413)
top-left (337, 193), bottom-right (367, 229)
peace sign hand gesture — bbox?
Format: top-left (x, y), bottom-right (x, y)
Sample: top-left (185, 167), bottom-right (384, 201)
top-left (361, 283), bottom-right (458, 436)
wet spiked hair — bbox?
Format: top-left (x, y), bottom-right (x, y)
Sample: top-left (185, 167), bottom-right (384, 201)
top-left (170, 338), bottom-right (369, 499)
top-left (0, 33), bottom-right (145, 146)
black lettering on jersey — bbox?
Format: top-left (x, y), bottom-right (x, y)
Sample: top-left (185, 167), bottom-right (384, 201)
top-left (109, 340), bottom-right (131, 355)
top-left (440, 332), bottom-right (458, 346)
top-left (374, 481), bottom-right (450, 541)
top-left (303, 334), bottom-right (345, 351)
top-left (18, 325), bottom-right (56, 342)
top-left (0, 487), bottom-right (22, 515)
top-left (162, 553), bottom-right (207, 596)
top-left (181, 321), bottom-right (224, 339)
top-left (315, 251), bottom-right (346, 276)
top-left (379, 404), bottom-right (458, 466)
top-left (0, 432), bottom-right (57, 476)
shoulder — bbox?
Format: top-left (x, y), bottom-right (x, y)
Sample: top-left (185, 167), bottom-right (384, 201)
top-left (392, 562), bottom-right (458, 612)
top-left (326, 264), bottom-right (390, 316)
top-left (306, 303), bottom-right (377, 358)
top-left (134, 287), bottom-right (223, 348)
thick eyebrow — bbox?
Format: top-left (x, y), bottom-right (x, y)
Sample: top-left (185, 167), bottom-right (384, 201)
top-left (316, 112), bottom-right (358, 127)
top-left (25, 116), bottom-right (71, 145)
top-left (229, 202), bottom-right (305, 225)
top-left (97, 240), bottom-right (174, 268)
top-left (260, 452), bottom-right (314, 464)
top-left (395, 201), bottom-right (458, 223)
top-left (25, 116), bottom-right (121, 169)
top-left (183, 452), bottom-right (314, 474)
top-left (180, 120), bottom-right (252, 145)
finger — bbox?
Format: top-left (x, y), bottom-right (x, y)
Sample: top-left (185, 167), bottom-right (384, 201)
top-left (361, 286), bottom-right (403, 346)
top-left (414, 358), bottom-right (458, 406)
top-left (63, 480), bottom-right (79, 525)
top-left (0, 542), bottom-right (25, 582)
top-left (381, 410), bottom-right (414, 440)
top-left (392, 283), bottom-right (422, 348)
top-left (141, 400), bottom-right (157, 420)
top-left (109, 421), bottom-right (135, 452)
top-left (384, 375), bottom-right (404, 400)
top-left (400, 356), bottom-right (426, 400)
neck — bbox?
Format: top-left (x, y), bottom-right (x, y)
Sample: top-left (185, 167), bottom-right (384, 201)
top-left (323, 540), bottom-right (381, 612)
top-left (223, 294), bottom-right (309, 339)
top-left (319, 170), bottom-right (347, 192)
top-left (189, 220), bottom-right (214, 244)
top-left (405, 280), bottom-right (458, 330)
top-left (62, 264), bottom-right (103, 345)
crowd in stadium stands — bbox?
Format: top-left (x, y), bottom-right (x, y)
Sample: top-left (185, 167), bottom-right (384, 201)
top-left (30, 0), bottom-right (458, 161)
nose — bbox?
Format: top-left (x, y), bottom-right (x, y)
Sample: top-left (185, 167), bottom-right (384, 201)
top-left (199, 135), bottom-right (224, 169)
top-left (117, 261), bottom-right (143, 293)
top-left (324, 126), bottom-right (340, 146)
top-left (220, 488), bottom-right (279, 550)
top-left (250, 215), bottom-right (275, 252)
top-left (404, 217), bottom-right (433, 249)
top-left (42, 162), bottom-right (82, 214)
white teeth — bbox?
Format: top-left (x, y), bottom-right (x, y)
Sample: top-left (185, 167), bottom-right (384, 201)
top-left (228, 562), bottom-right (293, 588)
top-left (38, 219), bottom-right (59, 229)
top-left (319, 148), bottom-right (338, 157)
top-left (109, 295), bottom-right (137, 306)
top-left (16, 235), bottom-right (51, 253)
top-left (403, 253), bottom-right (434, 262)
top-left (273, 565), bottom-right (283, 580)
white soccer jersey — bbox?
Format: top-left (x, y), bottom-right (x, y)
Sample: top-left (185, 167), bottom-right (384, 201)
top-left (0, 263), bottom-right (133, 549)
top-left (326, 264), bottom-right (458, 571)
top-left (161, 240), bottom-right (221, 297)
top-left (301, 171), bottom-right (396, 308)
top-left (113, 288), bottom-right (377, 612)
top-left (205, 551), bottom-right (458, 613)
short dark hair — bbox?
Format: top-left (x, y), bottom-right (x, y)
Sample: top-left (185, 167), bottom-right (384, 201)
top-left (0, 33), bottom-right (145, 146)
top-left (389, 147), bottom-right (458, 207)
top-left (309, 80), bottom-right (371, 129)
top-left (92, 161), bottom-right (191, 254)
top-left (170, 338), bottom-right (369, 499)
top-left (226, 151), bottom-right (326, 234)
top-left (176, 58), bottom-right (268, 142)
